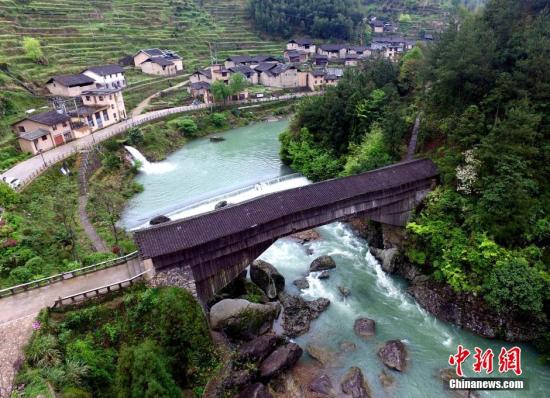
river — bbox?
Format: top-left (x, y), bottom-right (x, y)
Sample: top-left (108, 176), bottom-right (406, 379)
top-left (122, 119), bottom-right (549, 397)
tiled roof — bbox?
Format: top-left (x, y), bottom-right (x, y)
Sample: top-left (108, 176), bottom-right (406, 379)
top-left (84, 64), bottom-right (125, 76)
top-left (319, 44), bottom-right (347, 52)
top-left (190, 81), bottom-right (210, 90)
top-left (134, 159), bottom-right (439, 259)
top-left (68, 105), bottom-right (107, 117)
top-left (289, 38), bottom-right (313, 46)
top-left (143, 57), bottom-right (174, 66)
top-left (46, 74), bottom-right (95, 87)
top-left (141, 48), bottom-right (164, 56)
top-left (227, 55), bottom-right (253, 64)
top-left (254, 62), bottom-right (279, 72)
top-left (19, 128), bottom-right (50, 141)
top-left (229, 65), bottom-right (255, 76)
top-left (250, 55), bottom-right (278, 63)
top-left (27, 110), bottom-right (70, 126)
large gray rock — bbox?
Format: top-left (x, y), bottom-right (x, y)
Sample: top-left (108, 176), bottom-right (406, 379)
top-left (378, 340), bottom-right (407, 371)
top-left (209, 299), bottom-right (280, 340)
top-left (290, 229), bottom-right (321, 244)
top-left (338, 286), bottom-right (351, 298)
top-left (354, 318), bottom-right (376, 340)
top-left (370, 247), bottom-right (399, 273)
top-left (309, 255), bottom-right (336, 272)
top-left (439, 368), bottom-right (480, 398)
top-left (236, 383), bottom-right (272, 398)
top-left (278, 292), bottom-right (330, 337)
top-left (259, 343), bottom-right (303, 379)
top-left (238, 334), bottom-right (280, 362)
top-left (293, 278), bottom-right (309, 290)
top-left (250, 259), bottom-right (285, 299)
top-left (341, 367), bottom-right (371, 398)
top-left (309, 374), bottom-right (335, 395)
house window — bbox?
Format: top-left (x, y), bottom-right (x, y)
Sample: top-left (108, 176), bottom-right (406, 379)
top-left (109, 95), bottom-right (112, 100)
top-left (103, 110), bottom-right (109, 121)
top-left (99, 96), bottom-right (104, 101)
top-left (86, 96), bottom-right (91, 101)
top-left (42, 135), bottom-right (47, 141)
top-left (62, 122), bottom-right (67, 127)
top-left (18, 126), bottom-right (25, 133)
top-left (113, 113), bottom-right (117, 119)
top-left (111, 104), bottom-right (114, 109)
top-left (87, 115), bottom-right (94, 126)
top-left (52, 125), bottom-right (57, 131)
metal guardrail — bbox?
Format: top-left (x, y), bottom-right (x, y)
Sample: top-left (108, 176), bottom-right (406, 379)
top-left (0, 251), bottom-right (139, 298)
top-left (51, 269), bottom-right (151, 308)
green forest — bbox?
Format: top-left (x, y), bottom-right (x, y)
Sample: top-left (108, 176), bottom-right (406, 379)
top-left (248, 0), bottom-right (364, 40)
top-left (280, 0), bottom-right (549, 351)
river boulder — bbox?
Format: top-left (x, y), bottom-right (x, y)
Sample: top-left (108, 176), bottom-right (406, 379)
top-left (338, 286), bottom-right (351, 298)
top-left (318, 270), bottom-right (331, 279)
top-left (354, 318), bottom-right (376, 339)
top-left (259, 342), bottom-right (303, 379)
top-left (250, 260), bottom-right (285, 299)
top-left (370, 247), bottom-right (400, 273)
top-left (290, 229), bottom-right (321, 244)
top-left (309, 255), bottom-right (336, 272)
top-left (209, 299), bottom-right (280, 340)
top-left (149, 215), bottom-right (171, 225)
top-left (309, 374), bottom-right (335, 395)
top-left (340, 340), bottom-right (357, 353)
top-left (379, 370), bottom-right (395, 388)
top-left (236, 383), bottom-right (272, 398)
top-left (378, 340), bottom-right (407, 371)
top-left (238, 334), bottom-right (280, 362)
top-left (439, 368), bottom-right (480, 398)
top-left (341, 367), bottom-right (371, 398)
top-left (306, 344), bottom-right (334, 366)
top-left (293, 278), bottom-right (309, 290)
top-left (278, 292), bottom-right (330, 337)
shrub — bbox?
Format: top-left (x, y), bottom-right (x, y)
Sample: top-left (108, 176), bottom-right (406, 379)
top-left (209, 112), bottom-right (227, 128)
top-left (126, 127), bottom-right (144, 146)
top-left (61, 386), bottom-right (92, 398)
top-left (102, 153), bottom-right (121, 170)
top-left (115, 340), bottom-right (181, 398)
top-left (483, 257), bottom-right (546, 314)
top-left (22, 37), bottom-right (45, 63)
top-left (82, 252), bottom-right (117, 266)
top-left (175, 118), bottom-right (198, 136)
top-left (0, 181), bottom-right (19, 207)
top-left (25, 333), bottom-right (61, 368)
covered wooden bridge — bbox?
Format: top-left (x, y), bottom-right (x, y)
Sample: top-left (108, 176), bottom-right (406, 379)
top-left (134, 158), bottom-right (439, 302)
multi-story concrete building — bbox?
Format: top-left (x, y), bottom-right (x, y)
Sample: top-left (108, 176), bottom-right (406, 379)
top-left (82, 64), bottom-right (126, 89)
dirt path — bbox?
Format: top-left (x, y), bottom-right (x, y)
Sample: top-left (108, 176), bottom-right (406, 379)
top-left (78, 195), bottom-right (108, 252)
top-left (131, 79), bottom-right (189, 117)
top-left (0, 315), bottom-right (34, 397)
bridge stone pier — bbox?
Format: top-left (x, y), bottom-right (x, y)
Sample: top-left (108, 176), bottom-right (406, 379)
top-left (134, 159), bottom-right (439, 303)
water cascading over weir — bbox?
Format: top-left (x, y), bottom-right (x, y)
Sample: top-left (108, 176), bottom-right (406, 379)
top-left (133, 158), bottom-right (439, 303)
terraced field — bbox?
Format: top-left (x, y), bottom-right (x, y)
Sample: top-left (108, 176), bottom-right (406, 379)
top-left (0, 0), bottom-right (283, 87)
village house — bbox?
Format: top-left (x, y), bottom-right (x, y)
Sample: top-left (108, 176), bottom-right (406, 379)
top-left (209, 64), bottom-right (230, 84)
top-left (370, 37), bottom-right (416, 60)
top-left (224, 55), bottom-right (278, 69)
top-left (133, 48), bottom-right (183, 73)
top-left (82, 64), bottom-right (126, 89)
top-left (317, 44), bottom-right (347, 59)
top-left (313, 54), bottom-right (329, 66)
top-left (188, 81), bottom-right (212, 104)
top-left (45, 74), bottom-right (95, 97)
top-left (307, 70), bottom-right (338, 91)
top-left (228, 65), bottom-right (258, 85)
top-left (345, 54), bottom-right (359, 67)
top-left (258, 64), bottom-right (304, 88)
top-left (13, 111), bottom-right (73, 154)
top-left (79, 88), bottom-right (127, 131)
top-left (370, 19), bottom-right (385, 33)
top-left (284, 50), bottom-right (308, 63)
top-left (286, 38), bottom-right (316, 55)
top-left (348, 46), bottom-right (371, 58)
top-left (139, 57), bottom-right (178, 76)
top-left (190, 68), bottom-right (212, 84)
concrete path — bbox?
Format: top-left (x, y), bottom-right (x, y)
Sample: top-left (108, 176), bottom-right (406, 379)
top-left (1, 91), bottom-right (322, 188)
top-left (0, 260), bottom-right (142, 325)
top-left (0, 315), bottom-right (34, 396)
top-left (131, 79), bottom-right (189, 117)
top-left (78, 195), bottom-right (108, 252)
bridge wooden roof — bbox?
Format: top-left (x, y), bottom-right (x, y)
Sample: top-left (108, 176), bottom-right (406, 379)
top-left (134, 159), bottom-right (438, 259)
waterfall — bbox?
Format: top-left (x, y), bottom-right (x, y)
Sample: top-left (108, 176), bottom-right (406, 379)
top-left (124, 146), bottom-right (176, 175)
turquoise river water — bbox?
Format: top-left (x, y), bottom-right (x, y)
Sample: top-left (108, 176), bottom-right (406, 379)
top-left (122, 120), bottom-right (549, 397)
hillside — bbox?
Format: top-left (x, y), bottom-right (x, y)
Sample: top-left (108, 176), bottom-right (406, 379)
top-left (0, 0), bottom-right (284, 169)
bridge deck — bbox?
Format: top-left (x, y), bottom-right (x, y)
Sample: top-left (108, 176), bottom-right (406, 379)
top-left (134, 159), bottom-right (439, 302)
